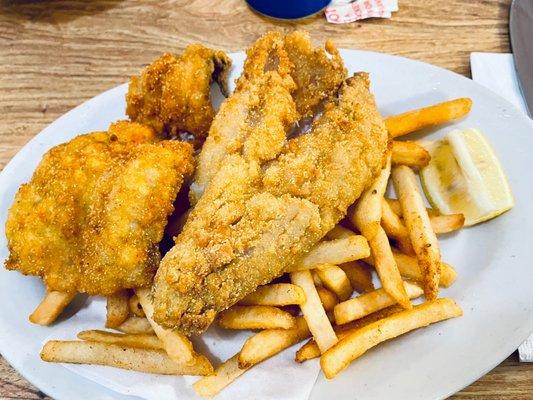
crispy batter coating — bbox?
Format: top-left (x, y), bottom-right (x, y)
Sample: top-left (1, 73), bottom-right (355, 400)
top-left (5, 121), bottom-right (194, 295)
top-left (126, 44), bottom-right (231, 147)
top-left (190, 31), bottom-right (346, 205)
top-left (153, 73), bottom-right (389, 335)
top-left (236, 31), bottom-right (346, 116)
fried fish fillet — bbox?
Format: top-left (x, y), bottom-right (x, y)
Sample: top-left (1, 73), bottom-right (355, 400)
top-left (153, 73), bottom-right (389, 335)
top-left (190, 31), bottom-right (346, 204)
top-left (5, 121), bottom-right (194, 295)
top-left (126, 44), bottom-right (231, 147)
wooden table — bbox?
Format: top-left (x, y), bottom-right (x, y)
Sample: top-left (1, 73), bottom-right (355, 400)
top-left (0, 0), bottom-right (531, 398)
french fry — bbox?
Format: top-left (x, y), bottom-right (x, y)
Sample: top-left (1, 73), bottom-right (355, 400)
top-left (136, 289), bottom-right (212, 372)
top-left (325, 224), bottom-right (356, 240)
top-left (287, 236), bottom-right (370, 272)
top-left (385, 198), bottom-right (438, 217)
top-left (116, 317), bottom-right (154, 334)
top-left (391, 141), bottom-right (431, 168)
top-left (193, 355), bottom-right (250, 397)
top-left (105, 290), bottom-right (130, 328)
top-left (430, 214), bottom-right (465, 234)
top-left (391, 250), bottom-right (457, 288)
top-left (290, 271), bottom-right (337, 353)
top-left (77, 330), bottom-right (163, 350)
top-left (29, 291), bottom-right (75, 325)
top-left (315, 265), bottom-right (353, 301)
top-left (312, 270), bottom-right (323, 286)
top-left (384, 98), bottom-right (472, 138)
top-left (338, 261), bottom-right (375, 293)
top-left (368, 226), bottom-right (411, 309)
top-left (381, 197), bottom-right (415, 255)
top-left (41, 340), bottom-right (211, 376)
top-left (295, 306), bottom-right (403, 363)
top-left (128, 293), bottom-right (145, 318)
top-left (316, 286), bottom-right (339, 312)
top-left (383, 198), bottom-right (463, 236)
top-left (334, 282), bottom-right (423, 325)
top-left (239, 283), bottom-right (306, 306)
top-left (238, 316), bottom-right (310, 368)
top-left (320, 298), bottom-right (463, 378)
top-left (218, 305), bottom-right (296, 330)
top-left (350, 153), bottom-right (392, 240)
top-left (392, 166), bottom-right (441, 299)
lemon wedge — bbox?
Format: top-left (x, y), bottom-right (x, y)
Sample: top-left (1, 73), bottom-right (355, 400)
top-left (420, 128), bottom-right (514, 226)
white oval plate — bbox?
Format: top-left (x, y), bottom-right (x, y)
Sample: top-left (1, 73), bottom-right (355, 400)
top-left (0, 50), bottom-right (532, 400)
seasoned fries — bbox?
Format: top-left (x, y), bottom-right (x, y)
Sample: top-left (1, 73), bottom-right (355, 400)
top-left (391, 141), bottom-right (431, 168)
top-left (287, 236), bottom-right (370, 272)
top-left (136, 288), bottom-right (212, 371)
top-left (315, 265), bottom-right (353, 301)
top-left (381, 198), bottom-right (414, 254)
top-left (239, 283), bottom-right (306, 306)
top-left (430, 214), bottom-right (465, 234)
top-left (325, 225), bottom-right (357, 240)
top-left (238, 316), bottom-right (310, 368)
top-left (218, 305), bottom-right (296, 330)
top-left (193, 355), bottom-right (250, 397)
top-left (321, 298), bottom-right (463, 378)
top-left (385, 198), bottom-right (438, 217)
top-left (384, 98), bottom-right (472, 138)
top-left (391, 251), bottom-right (457, 288)
top-left (116, 316), bottom-right (154, 334)
top-left (290, 271), bottom-right (338, 353)
top-left (339, 261), bottom-right (375, 293)
top-left (41, 341), bottom-right (211, 375)
top-left (77, 330), bottom-right (163, 350)
top-left (383, 198), bottom-right (464, 236)
top-left (105, 290), bottom-right (129, 328)
top-left (368, 226), bottom-right (411, 309)
top-left (295, 306), bottom-right (403, 363)
top-left (316, 286), bottom-right (339, 312)
top-left (29, 291), bottom-right (75, 326)
top-left (351, 153), bottom-right (392, 240)
top-left (392, 166), bottom-right (441, 299)
top-left (334, 282), bottom-right (423, 325)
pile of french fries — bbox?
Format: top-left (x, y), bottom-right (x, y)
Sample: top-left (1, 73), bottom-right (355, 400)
top-left (37, 97), bottom-right (472, 397)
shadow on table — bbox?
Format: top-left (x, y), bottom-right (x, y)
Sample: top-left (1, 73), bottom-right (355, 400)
top-left (0, 0), bottom-right (123, 24)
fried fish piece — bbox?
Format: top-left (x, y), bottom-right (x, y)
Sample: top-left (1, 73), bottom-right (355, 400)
top-left (190, 31), bottom-right (346, 205)
top-left (5, 121), bottom-right (194, 295)
top-left (153, 73), bottom-right (389, 335)
top-left (126, 44), bottom-right (232, 147)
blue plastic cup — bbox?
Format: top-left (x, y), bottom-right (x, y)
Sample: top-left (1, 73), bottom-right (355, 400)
top-left (246, 0), bottom-right (331, 20)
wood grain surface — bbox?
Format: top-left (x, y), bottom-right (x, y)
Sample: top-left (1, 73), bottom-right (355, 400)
top-left (0, 0), bottom-right (531, 399)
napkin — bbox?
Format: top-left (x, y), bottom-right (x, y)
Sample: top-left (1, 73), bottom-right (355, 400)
top-left (45, 298), bottom-right (320, 399)
top-left (325, 0), bottom-right (398, 24)
top-left (470, 52), bottom-right (533, 362)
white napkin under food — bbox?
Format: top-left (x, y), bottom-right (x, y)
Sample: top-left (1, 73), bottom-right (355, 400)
top-left (325, 0), bottom-right (398, 24)
top-left (470, 52), bottom-right (533, 362)
top-left (45, 297), bottom-right (320, 399)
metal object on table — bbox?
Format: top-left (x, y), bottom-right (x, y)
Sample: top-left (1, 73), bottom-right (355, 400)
top-left (510, 0), bottom-right (533, 116)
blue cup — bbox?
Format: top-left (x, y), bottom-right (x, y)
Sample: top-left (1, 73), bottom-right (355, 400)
top-left (246, 0), bottom-right (331, 20)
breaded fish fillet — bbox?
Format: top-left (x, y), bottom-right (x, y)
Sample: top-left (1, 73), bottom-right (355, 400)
top-left (5, 121), bottom-right (194, 295)
top-left (126, 44), bottom-right (231, 147)
top-left (190, 31), bottom-right (346, 204)
top-left (153, 73), bottom-right (389, 335)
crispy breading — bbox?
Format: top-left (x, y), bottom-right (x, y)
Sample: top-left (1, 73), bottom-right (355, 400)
top-left (190, 31), bottom-right (346, 205)
top-left (5, 121), bottom-right (194, 295)
top-left (126, 45), bottom-right (231, 147)
top-left (153, 73), bottom-right (389, 335)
